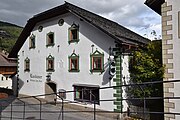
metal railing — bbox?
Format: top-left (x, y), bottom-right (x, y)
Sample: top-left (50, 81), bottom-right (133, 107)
top-left (0, 80), bottom-right (180, 120)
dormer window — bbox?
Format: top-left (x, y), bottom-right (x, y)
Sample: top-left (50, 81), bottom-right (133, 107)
top-left (68, 52), bottom-right (80, 72)
top-left (68, 23), bottom-right (79, 44)
top-left (46, 55), bottom-right (55, 72)
top-left (29, 34), bottom-right (35, 49)
top-left (47, 32), bottom-right (54, 47)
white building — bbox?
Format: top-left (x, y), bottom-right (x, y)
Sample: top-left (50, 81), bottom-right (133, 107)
top-left (0, 52), bottom-right (17, 96)
top-left (9, 2), bottom-right (149, 112)
top-left (145, 0), bottom-right (180, 120)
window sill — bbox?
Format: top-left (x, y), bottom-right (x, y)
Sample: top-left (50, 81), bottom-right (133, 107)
top-left (46, 69), bottom-right (55, 72)
top-left (74, 98), bottom-right (99, 105)
top-left (90, 69), bottom-right (104, 73)
top-left (24, 69), bottom-right (30, 72)
top-left (46, 43), bottom-right (55, 47)
top-left (68, 39), bottom-right (79, 44)
top-left (69, 69), bottom-right (80, 72)
top-left (29, 46), bottom-right (35, 49)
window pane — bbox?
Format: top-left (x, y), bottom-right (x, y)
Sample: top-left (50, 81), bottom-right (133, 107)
top-left (48, 33), bottom-right (54, 44)
top-left (91, 88), bottom-right (99, 103)
top-left (93, 57), bottom-right (102, 70)
top-left (71, 29), bottom-right (77, 40)
top-left (83, 88), bottom-right (90, 102)
top-left (32, 38), bottom-right (35, 47)
top-left (48, 60), bottom-right (54, 69)
top-left (71, 59), bottom-right (77, 70)
top-left (75, 87), bottom-right (82, 99)
top-left (26, 61), bottom-right (29, 69)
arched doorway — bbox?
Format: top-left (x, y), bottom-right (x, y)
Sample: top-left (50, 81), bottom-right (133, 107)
top-left (45, 82), bottom-right (57, 103)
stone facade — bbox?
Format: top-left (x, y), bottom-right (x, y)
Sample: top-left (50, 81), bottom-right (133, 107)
top-left (161, 2), bottom-right (175, 120)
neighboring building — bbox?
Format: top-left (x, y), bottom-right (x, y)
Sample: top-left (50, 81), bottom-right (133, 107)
top-left (0, 51), bottom-right (17, 95)
top-left (9, 2), bottom-right (149, 112)
top-left (145, 0), bottom-right (180, 120)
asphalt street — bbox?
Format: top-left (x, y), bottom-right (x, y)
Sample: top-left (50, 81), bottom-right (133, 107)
top-left (0, 97), bottom-right (118, 120)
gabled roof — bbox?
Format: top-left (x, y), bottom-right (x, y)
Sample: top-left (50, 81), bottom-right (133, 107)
top-left (8, 2), bottom-right (149, 58)
top-left (144, 0), bottom-right (165, 15)
top-left (0, 52), bottom-right (16, 67)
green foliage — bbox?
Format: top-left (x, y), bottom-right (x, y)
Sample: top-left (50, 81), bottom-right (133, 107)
top-left (128, 40), bottom-right (164, 98)
top-left (0, 21), bottom-right (22, 53)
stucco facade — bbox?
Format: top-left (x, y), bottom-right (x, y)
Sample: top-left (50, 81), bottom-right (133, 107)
top-left (10, 2), bottom-right (149, 113)
top-left (18, 13), bottom-right (118, 111)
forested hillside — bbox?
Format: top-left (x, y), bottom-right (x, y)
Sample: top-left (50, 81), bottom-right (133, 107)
top-left (0, 21), bottom-right (23, 53)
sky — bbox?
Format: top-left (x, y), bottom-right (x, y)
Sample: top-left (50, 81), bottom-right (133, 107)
top-left (0, 0), bottom-right (161, 39)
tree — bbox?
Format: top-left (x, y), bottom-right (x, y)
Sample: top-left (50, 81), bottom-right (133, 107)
top-left (127, 40), bottom-right (164, 98)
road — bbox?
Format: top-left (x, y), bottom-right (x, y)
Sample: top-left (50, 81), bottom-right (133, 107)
top-left (0, 96), bottom-right (118, 120)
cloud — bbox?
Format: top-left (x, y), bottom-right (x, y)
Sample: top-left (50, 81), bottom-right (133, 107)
top-left (0, 0), bottom-right (161, 37)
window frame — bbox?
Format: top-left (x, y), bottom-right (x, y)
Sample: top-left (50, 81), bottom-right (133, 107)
top-left (90, 50), bottom-right (104, 73)
top-left (46, 55), bottom-right (55, 72)
top-left (68, 23), bottom-right (79, 44)
top-left (24, 57), bottom-right (30, 72)
top-left (73, 85), bottom-right (100, 104)
top-left (68, 53), bottom-right (80, 72)
top-left (29, 34), bottom-right (36, 49)
top-left (46, 32), bottom-right (55, 47)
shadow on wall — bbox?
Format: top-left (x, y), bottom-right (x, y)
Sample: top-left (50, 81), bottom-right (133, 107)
top-left (12, 75), bottom-right (24, 97)
top-left (102, 61), bottom-right (113, 86)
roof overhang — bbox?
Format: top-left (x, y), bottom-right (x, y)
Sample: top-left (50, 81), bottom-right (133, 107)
top-left (8, 2), bottom-right (150, 58)
top-left (8, 4), bottom-right (68, 58)
top-left (144, 0), bottom-right (165, 15)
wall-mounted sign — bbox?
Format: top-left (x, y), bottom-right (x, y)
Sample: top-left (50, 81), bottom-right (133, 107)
top-left (30, 74), bottom-right (43, 83)
top-left (30, 74), bottom-right (42, 79)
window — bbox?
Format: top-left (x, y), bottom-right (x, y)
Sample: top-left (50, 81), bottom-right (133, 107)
top-left (24, 57), bottom-right (30, 72)
top-left (46, 55), bottom-right (54, 72)
top-left (58, 19), bottom-right (64, 26)
top-left (29, 34), bottom-right (35, 49)
top-left (68, 23), bottom-right (79, 44)
top-left (90, 50), bottom-right (104, 73)
top-left (73, 85), bottom-right (99, 104)
top-left (47, 32), bottom-right (54, 46)
top-left (68, 53), bottom-right (79, 72)
top-left (38, 26), bottom-right (43, 32)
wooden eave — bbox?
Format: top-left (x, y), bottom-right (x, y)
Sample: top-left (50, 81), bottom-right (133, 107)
top-left (144, 0), bottom-right (165, 15)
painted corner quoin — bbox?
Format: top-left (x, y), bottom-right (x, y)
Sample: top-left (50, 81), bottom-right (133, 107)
top-left (113, 44), bottom-right (123, 112)
top-left (161, 1), bottom-right (175, 120)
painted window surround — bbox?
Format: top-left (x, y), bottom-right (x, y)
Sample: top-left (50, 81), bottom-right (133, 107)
top-left (24, 57), bottom-right (30, 72)
top-left (90, 50), bottom-right (104, 73)
top-left (46, 32), bottom-right (55, 47)
top-left (29, 34), bottom-right (36, 49)
top-left (68, 52), bottom-right (80, 72)
top-left (46, 55), bottom-right (55, 72)
top-left (68, 23), bottom-right (79, 44)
